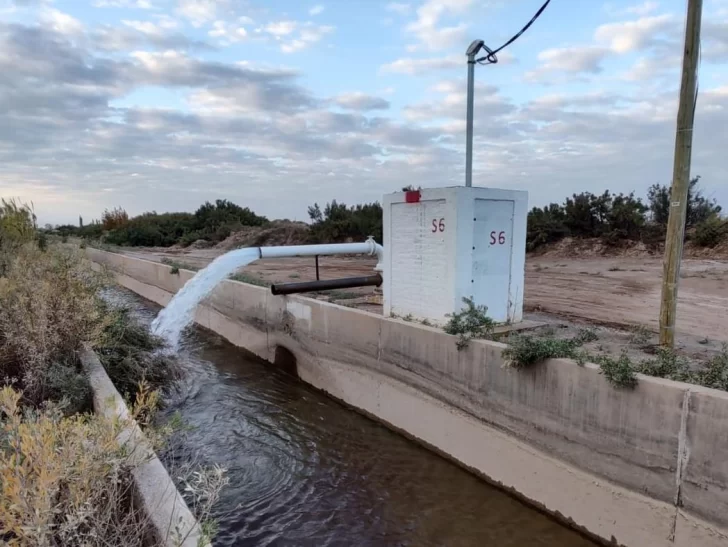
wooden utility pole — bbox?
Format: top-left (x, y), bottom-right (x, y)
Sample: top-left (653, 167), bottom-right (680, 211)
top-left (659, 0), bottom-right (703, 348)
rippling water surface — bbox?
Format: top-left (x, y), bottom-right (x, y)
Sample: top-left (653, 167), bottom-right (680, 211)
top-left (118, 289), bottom-right (596, 547)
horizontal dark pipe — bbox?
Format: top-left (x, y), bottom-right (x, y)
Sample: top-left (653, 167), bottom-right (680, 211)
top-left (271, 274), bottom-right (382, 296)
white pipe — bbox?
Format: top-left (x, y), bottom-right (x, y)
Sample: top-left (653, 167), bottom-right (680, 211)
top-left (258, 237), bottom-right (384, 271)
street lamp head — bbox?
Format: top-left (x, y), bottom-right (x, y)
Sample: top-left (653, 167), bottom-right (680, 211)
top-left (466, 39), bottom-right (485, 57)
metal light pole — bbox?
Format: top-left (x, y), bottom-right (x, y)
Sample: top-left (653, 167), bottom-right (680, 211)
top-left (465, 40), bottom-right (484, 188)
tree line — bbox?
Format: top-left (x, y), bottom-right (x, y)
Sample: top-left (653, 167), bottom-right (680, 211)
top-left (50, 177), bottom-right (725, 250)
top-left (527, 177), bottom-right (723, 251)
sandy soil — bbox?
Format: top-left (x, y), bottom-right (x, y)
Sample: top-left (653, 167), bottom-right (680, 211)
top-left (117, 246), bottom-right (728, 355)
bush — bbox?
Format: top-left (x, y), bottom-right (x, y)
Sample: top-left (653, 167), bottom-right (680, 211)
top-left (102, 207), bottom-right (129, 231)
top-left (525, 178), bottom-right (725, 251)
top-left (443, 297), bottom-right (496, 350)
top-left (596, 352), bottom-right (638, 388)
top-left (0, 386), bottom-right (150, 546)
top-left (503, 336), bottom-right (582, 368)
top-left (693, 217), bottom-right (727, 248)
top-left (93, 304), bottom-right (176, 401)
top-left (0, 199), bottom-right (37, 275)
top-left (503, 329), bottom-right (597, 368)
top-left (308, 200), bottom-right (383, 243)
top-left (527, 203), bottom-right (569, 251)
top-left (103, 200), bottom-right (268, 247)
top-left (0, 384), bottom-right (226, 546)
top-left (0, 245), bottom-right (107, 411)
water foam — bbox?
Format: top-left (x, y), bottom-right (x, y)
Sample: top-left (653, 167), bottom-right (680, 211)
top-left (152, 247), bottom-right (260, 350)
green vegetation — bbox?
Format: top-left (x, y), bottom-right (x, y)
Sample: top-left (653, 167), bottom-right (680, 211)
top-left (444, 297), bottom-right (496, 350)
top-left (49, 199), bottom-right (268, 248)
top-left (503, 330), bottom-right (595, 368)
top-left (307, 200), bottom-right (383, 243)
top-left (161, 258), bottom-right (198, 274)
top-left (104, 200), bottom-right (268, 247)
top-left (595, 352), bottom-right (639, 388)
top-left (47, 176), bottom-right (726, 253)
top-left (527, 177), bottom-right (724, 251)
top-left (629, 325), bottom-right (652, 345)
top-left (0, 203), bottom-right (224, 544)
top-left (229, 271), bottom-right (271, 287)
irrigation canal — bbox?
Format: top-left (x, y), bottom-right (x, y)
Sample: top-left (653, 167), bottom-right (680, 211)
top-left (113, 288), bottom-right (597, 547)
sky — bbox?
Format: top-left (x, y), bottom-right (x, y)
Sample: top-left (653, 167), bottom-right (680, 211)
top-left (0, 0), bottom-right (726, 226)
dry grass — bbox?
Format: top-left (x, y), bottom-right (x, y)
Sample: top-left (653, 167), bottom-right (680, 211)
top-left (0, 245), bottom-right (108, 412)
top-left (0, 384), bottom-right (226, 546)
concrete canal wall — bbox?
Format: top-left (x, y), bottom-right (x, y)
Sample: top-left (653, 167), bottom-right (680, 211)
top-left (88, 248), bottom-right (728, 547)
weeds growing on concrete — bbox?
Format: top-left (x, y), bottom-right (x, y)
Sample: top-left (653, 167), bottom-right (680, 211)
top-left (444, 297), bottom-right (496, 350)
top-left (595, 352), bottom-right (639, 388)
top-left (161, 258), bottom-right (197, 273)
top-left (503, 328), bottom-right (598, 369)
top-left (229, 271), bottom-right (271, 287)
top-left (323, 290), bottom-right (361, 301)
top-left (503, 336), bottom-right (582, 368)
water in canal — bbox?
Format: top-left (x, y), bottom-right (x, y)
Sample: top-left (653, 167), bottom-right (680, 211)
top-left (121, 289), bottom-right (596, 547)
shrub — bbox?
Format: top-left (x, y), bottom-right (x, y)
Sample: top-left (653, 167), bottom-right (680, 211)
top-left (0, 385), bottom-right (226, 546)
top-left (443, 297), bottom-right (496, 350)
top-left (503, 336), bottom-right (581, 368)
top-left (0, 199), bottom-right (37, 275)
top-left (637, 347), bottom-right (691, 381)
top-left (526, 203), bottom-right (569, 251)
top-left (102, 207), bottom-right (130, 231)
top-left (596, 352), bottom-right (638, 388)
top-left (0, 386), bottom-right (150, 546)
top-left (308, 200), bottom-right (383, 243)
top-left (93, 304), bottom-right (176, 401)
top-left (0, 245), bottom-right (107, 411)
top-left (693, 217), bottom-right (727, 248)
top-left (503, 329), bottom-right (597, 368)
top-left (103, 200), bottom-right (268, 247)
top-left (692, 347), bottom-right (728, 391)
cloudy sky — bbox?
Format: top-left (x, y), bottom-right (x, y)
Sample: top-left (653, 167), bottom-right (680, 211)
top-left (0, 0), bottom-right (726, 225)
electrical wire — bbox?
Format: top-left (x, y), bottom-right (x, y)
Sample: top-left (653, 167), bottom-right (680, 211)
top-left (475, 0), bottom-right (552, 65)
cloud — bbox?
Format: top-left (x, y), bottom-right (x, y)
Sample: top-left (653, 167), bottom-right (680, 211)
top-left (208, 18), bottom-right (253, 43)
top-left (40, 8), bottom-right (84, 35)
top-left (380, 54), bottom-right (460, 74)
top-left (93, 0), bottom-right (153, 8)
top-left (386, 2), bottom-right (411, 15)
top-left (405, 0), bottom-right (473, 51)
top-left (334, 92), bottom-right (390, 111)
top-left (264, 20), bottom-right (297, 36)
top-left (176, 0), bottom-right (221, 27)
top-left (525, 46), bottom-right (610, 81)
top-left (624, 1), bottom-right (659, 16)
top-left (594, 14), bottom-right (677, 53)
top-left (2, 15), bottom-right (728, 230)
top-left (309, 4), bottom-right (324, 16)
top-left (93, 19), bottom-right (214, 52)
top-left (703, 21), bottom-right (728, 62)
top-left (403, 80), bottom-right (514, 126)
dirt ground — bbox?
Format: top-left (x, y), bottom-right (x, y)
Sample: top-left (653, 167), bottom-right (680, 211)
top-left (117, 245), bottom-right (728, 360)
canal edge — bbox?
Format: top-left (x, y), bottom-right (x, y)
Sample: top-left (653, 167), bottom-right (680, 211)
top-left (80, 345), bottom-right (209, 547)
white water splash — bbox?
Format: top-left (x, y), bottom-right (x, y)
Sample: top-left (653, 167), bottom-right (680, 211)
top-left (152, 248), bottom-right (260, 350)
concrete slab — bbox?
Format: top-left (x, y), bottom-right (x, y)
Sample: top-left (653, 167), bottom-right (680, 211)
top-left (683, 387), bottom-right (728, 529)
